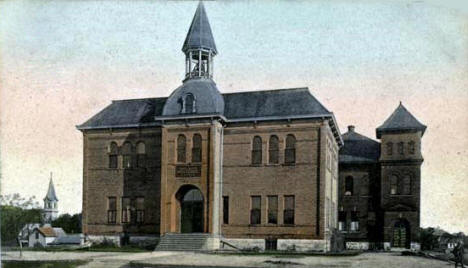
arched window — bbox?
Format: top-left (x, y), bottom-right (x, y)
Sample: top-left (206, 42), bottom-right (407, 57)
top-left (386, 142), bottom-right (393, 156)
top-left (390, 175), bottom-right (398, 195)
top-left (269, 135), bottom-right (279, 164)
top-left (285, 134), bottom-right (296, 164)
top-left (109, 142), bottom-right (118, 169)
top-left (402, 174), bottom-right (411, 195)
top-left (252, 136), bottom-right (262, 165)
top-left (185, 94), bottom-right (195, 114)
top-left (192, 134), bottom-right (202, 163)
top-left (183, 189), bottom-right (203, 202)
top-left (177, 135), bottom-right (186, 163)
top-left (122, 142), bottom-right (132, 169)
top-left (398, 142), bottom-right (404, 155)
top-left (345, 176), bottom-right (354, 196)
top-left (408, 141), bottom-right (415, 154)
top-left (136, 142), bottom-right (146, 168)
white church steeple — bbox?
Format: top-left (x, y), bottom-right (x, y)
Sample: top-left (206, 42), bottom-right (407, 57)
top-left (42, 172), bottom-right (59, 223)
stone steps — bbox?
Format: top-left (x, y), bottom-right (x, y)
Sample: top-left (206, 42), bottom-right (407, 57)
top-left (155, 233), bottom-right (211, 251)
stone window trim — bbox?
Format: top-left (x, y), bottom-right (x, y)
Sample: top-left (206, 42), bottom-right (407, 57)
top-left (177, 134), bottom-right (187, 163)
top-left (122, 141), bottom-right (133, 169)
top-left (386, 142), bottom-right (393, 156)
top-left (108, 142), bottom-right (119, 169)
top-left (107, 196), bottom-right (117, 224)
top-left (390, 173), bottom-right (413, 196)
top-left (192, 133), bottom-right (202, 163)
top-left (121, 197), bottom-right (132, 224)
top-left (283, 195), bottom-right (295, 225)
top-left (284, 134), bottom-right (296, 165)
top-left (397, 142), bottom-right (404, 155)
top-left (408, 141), bottom-right (416, 154)
top-left (251, 136), bottom-right (262, 166)
top-left (250, 195), bottom-right (262, 225)
top-left (268, 135), bottom-right (280, 165)
top-left (267, 195), bottom-right (278, 225)
top-left (136, 141), bottom-right (146, 168)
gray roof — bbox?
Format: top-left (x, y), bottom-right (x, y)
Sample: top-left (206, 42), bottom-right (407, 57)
top-left (44, 178), bottom-right (58, 202)
top-left (51, 234), bottom-right (82, 245)
top-left (182, 2), bottom-right (217, 54)
top-left (223, 88), bottom-right (330, 119)
top-left (339, 126), bottom-right (380, 164)
top-left (376, 103), bottom-right (426, 138)
top-left (162, 78), bottom-right (225, 116)
top-left (78, 98), bottom-right (166, 129)
top-left (77, 88), bottom-right (343, 146)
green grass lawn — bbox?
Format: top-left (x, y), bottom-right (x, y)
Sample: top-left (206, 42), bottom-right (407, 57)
top-left (2, 260), bottom-right (88, 268)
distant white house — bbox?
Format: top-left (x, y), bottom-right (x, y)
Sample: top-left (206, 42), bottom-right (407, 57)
top-left (18, 223), bottom-right (41, 247)
top-left (28, 226), bottom-right (65, 247)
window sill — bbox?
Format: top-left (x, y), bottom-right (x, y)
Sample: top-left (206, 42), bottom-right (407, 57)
top-left (282, 163), bottom-right (296, 166)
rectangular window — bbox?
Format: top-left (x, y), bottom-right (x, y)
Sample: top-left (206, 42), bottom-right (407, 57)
top-left (223, 196), bottom-right (229, 224)
top-left (250, 196), bottom-right (261, 225)
top-left (123, 155), bottom-right (132, 169)
top-left (35, 232), bottom-right (39, 239)
top-left (283, 195), bottom-right (295, 225)
top-left (109, 155), bottom-right (118, 169)
top-left (265, 238), bottom-right (277, 250)
top-left (121, 197), bottom-right (131, 223)
top-left (267, 196), bottom-right (278, 224)
top-left (350, 211), bottom-right (359, 232)
top-left (136, 197), bottom-right (145, 224)
top-left (107, 197), bottom-right (117, 224)
top-left (338, 211), bottom-right (346, 231)
top-left (398, 142), bottom-right (404, 155)
top-left (387, 143), bottom-right (393, 155)
top-left (137, 154), bottom-right (146, 168)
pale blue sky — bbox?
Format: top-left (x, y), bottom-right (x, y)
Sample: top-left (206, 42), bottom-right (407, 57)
top-left (1, 0), bottom-right (467, 232)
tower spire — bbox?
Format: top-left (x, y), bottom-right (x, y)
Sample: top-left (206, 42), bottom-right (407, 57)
top-left (183, 1), bottom-right (217, 80)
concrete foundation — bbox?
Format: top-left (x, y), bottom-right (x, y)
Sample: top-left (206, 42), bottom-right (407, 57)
top-left (221, 238), bottom-right (329, 252)
top-left (346, 242), bottom-right (369, 250)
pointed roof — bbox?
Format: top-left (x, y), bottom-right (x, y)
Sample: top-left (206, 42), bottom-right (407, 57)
top-left (376, 102), bottom-right (426, 138)
top-left (339, 126), bottom-right (380, 164)
top-left (44, 177), bottom-right (58, 202)
top-left (182, 1), bottom-right (218, 54)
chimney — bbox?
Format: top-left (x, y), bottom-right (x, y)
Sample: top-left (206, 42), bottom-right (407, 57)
top-left (348, 125), bottom-right (355, 132)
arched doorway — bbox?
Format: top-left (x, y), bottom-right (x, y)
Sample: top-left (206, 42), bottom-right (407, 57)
top-left (178, 187), bottom-right (204, 233)
top-left (393, 219), bottom-right (410, 248)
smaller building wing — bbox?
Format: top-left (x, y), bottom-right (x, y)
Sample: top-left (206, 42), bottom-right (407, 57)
top-left (376, 103), bottom-right (426, 138)
top-left (339, 126), bottom-right (380, 164)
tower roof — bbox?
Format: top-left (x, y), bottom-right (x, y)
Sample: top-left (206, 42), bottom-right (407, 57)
top-left (182, 1), bottom-right (218, 54)
top-left (44, 177), bottom-right (58, 202)
top-left (376, 102), bottom-right (426, 138)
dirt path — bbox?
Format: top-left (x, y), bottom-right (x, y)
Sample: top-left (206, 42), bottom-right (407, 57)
top-left (2, 250), bottom-right (453, 267)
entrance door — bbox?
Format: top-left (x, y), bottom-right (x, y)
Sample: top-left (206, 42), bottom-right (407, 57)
top-left (180, 189), bottom-right (204, 233)
top-left (393, 220), bottom-right (410, 248)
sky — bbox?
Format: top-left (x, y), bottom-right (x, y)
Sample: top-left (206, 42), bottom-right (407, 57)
top-left (0, 0), bottom-right (467, 233)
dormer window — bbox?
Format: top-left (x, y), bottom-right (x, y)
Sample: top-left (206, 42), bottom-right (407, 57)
top-left (180, 93), bottom-right (196, 114)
